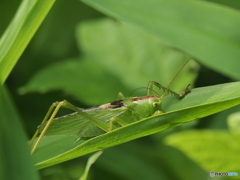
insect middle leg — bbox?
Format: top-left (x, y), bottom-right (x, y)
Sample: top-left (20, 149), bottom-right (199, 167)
top-left (108, 117), bottom-right (129, 131)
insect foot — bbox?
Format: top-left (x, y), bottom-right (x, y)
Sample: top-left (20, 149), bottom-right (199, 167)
top-left (179, 84), bottom-right (191, 99)
top-left (153, 110), bottom-right (164, 116)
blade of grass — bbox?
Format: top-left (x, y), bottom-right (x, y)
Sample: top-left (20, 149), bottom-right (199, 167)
top-left (31, 81), bottom-right (240, 168)
top-left (0, 0), bottom-right (55, 85)
top-left (0, 85), bottom-right (39, 180)
top-left (79, 151), bottom-right (103, 180)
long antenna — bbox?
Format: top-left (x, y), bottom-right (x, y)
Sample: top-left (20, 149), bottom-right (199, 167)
top-left (161, 57), bottom-right (192, 98)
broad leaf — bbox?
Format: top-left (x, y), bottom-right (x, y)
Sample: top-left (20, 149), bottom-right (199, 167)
top-left (164, 130), bottom-right (240, 172)
top-left (82, 0), bottom-right (240, 79)
top-left (20, 19), bottom-right (199, 105)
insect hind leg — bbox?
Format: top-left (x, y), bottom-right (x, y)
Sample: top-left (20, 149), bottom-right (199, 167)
top-left (30, 101), bottom-right (66, 154)
top-left (30, 100), bottom-right (111, 154)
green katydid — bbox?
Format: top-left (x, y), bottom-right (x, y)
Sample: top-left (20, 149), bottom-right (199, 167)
top-left (30, 59), bottom-right (191, 154)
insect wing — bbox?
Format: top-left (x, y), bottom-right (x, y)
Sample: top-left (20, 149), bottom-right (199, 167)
top-left (38, 105), bottom-right (127, 138)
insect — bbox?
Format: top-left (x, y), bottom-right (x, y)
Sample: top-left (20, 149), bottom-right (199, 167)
top-left (30, 59), bottom-right (191, 154)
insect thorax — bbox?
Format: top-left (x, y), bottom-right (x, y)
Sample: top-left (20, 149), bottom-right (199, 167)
top-left (123, 96), bottom-right (161, 120)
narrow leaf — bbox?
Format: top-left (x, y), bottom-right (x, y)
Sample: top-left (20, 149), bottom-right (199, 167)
top-left (79, 151), bottom-right (103, 180)
top-left (0, 0), bottom-right (55, 84)
top-left (31, 81), bottom-right (240, 168)
top-left (0, 86), bottom-right (39, 180)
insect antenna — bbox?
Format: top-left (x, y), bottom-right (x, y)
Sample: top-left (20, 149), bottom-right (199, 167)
top-left (160, 57), bottom-right (192, 99)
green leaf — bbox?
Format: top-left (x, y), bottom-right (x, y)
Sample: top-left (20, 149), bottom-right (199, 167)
top-left (19, 58), bottom-right (128, 105)
top-left (20, 18), bottom-right (199, 105)
top-left (81, 0), bottom-right (240, 79)
top-left (32, 81), bottom-right (240, 169)
top-left (98, 145), bottom-right (170, 180)
top-left (0, 0), bottom-right (55, 85)
top-left (164, 130), bottom-right (240, 172)
top-left (227, 112), bottom-right (240, 134)
top-left (0, 86), bottom-right (39, 180)
top-left (79, 151), bottom-right (103, 180)
top-left (77, 19), bottom-right (198, 90)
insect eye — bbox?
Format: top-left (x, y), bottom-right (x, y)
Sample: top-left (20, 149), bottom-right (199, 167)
top-left (153, 102), bottom-right (159, 107)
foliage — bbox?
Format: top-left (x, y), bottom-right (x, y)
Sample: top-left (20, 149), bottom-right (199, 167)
top-left (1, 0), bottom-right (240, 179)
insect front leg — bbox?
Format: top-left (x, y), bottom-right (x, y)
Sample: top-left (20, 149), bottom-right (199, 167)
top-left (178, 84), bottom-right (191, 99)
top-left (148, 81), bottom-right (190, 99)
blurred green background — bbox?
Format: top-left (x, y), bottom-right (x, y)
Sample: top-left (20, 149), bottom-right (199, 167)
top-left (1, 0), bottom-right (240, 179)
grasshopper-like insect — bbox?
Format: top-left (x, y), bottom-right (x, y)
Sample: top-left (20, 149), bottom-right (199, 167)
top-left (30, 59), bottom-right (191, 154)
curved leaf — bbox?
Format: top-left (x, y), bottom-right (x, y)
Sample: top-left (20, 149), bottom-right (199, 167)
top-left (82, 0), bottom-right (240, 79)
top-left (79, 151), bottom-right (103, 180)
top-left (32, 81), bottom-right (240, 168)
